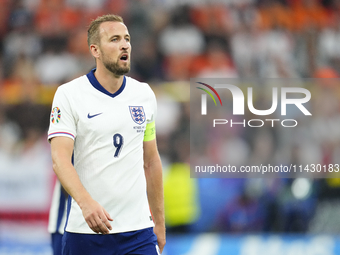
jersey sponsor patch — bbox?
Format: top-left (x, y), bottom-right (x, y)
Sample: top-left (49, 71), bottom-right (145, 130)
top-left (129, 106), bottom-right (146, 125)
top-left (51, 107), bottom-right (61, 123)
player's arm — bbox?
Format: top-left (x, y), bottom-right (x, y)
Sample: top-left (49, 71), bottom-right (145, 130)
top-left (61, 185), bottom-right (69, 198)
top-left (50, 136), bottom-right (113, 234)
top-left (143, 138), bottom-right (166, 253)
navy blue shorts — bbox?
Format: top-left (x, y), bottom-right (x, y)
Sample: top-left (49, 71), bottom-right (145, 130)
top-left (62, 227), bottom-right (160, 255)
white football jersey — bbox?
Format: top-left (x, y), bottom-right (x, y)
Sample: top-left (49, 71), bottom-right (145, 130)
top-left (48, 70), bottom-right (156, 234)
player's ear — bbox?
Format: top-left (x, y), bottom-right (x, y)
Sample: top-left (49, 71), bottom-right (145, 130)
top-left (90, 44), bottom-right (100, 58)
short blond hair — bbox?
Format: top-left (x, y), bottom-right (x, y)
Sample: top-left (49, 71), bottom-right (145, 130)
top-left (87, 14), bottom-right (124, 47)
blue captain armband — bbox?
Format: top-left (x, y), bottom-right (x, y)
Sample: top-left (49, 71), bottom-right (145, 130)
top-left (143, 121), bottom-right (156, 142)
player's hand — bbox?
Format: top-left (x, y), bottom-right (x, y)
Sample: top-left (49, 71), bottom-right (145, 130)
top-left (153, 223), bottom-right (166, 253)
top-left (81, 198), bottom-right (113, 234)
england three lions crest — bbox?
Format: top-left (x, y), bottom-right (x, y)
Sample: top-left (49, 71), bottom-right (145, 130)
top-left (129, 106), bottom-right (146, 125)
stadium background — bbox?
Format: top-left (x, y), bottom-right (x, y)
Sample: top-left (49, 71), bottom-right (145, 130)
top-left (1, 0), bottom-right (340, 254)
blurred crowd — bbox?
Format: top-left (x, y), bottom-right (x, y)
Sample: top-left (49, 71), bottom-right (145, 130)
top-left (2, 0), bottom-right (340, 88)
top-left (1, 0), bottom-right (340, 235)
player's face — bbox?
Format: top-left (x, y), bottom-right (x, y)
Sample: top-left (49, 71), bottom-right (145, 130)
top-left (98, 21), bottom-right (131, 76)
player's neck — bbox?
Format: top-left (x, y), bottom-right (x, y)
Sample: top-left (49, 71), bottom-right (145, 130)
top-left (94, 66), bottom-right (124, 94)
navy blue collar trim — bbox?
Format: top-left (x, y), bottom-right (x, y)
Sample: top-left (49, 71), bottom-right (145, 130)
top-left (86, 69), bottom-right (126, 98)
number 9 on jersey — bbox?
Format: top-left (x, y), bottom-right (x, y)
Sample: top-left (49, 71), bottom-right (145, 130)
top-left (113, 133), bottom-right (124, 158)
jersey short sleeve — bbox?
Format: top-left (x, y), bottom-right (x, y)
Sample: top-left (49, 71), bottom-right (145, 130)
top-left (48, 87), bottom-right (77, 141)
top-left (143, 85), bottom-right (157, 142)
top-left (147, 86), bottom-right (157, 124)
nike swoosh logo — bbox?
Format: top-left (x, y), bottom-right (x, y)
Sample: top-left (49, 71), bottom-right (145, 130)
top-left (87, 113), bottom-right (103, 119)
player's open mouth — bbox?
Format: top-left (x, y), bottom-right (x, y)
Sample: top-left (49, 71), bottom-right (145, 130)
top-left (120, 54), bottom-right (128, 61)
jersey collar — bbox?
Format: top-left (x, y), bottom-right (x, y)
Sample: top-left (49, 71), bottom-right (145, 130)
top-left (86, 68), bottom-right (126, 98)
